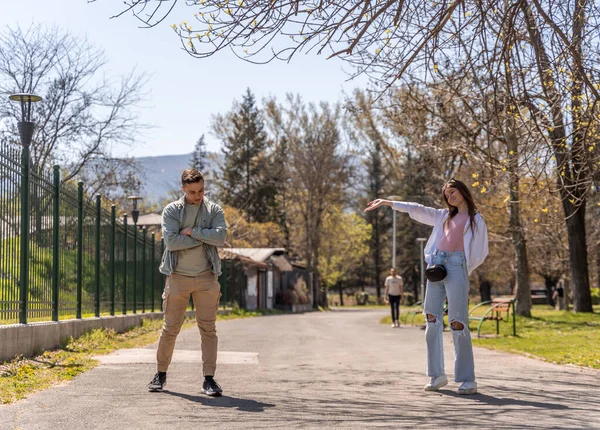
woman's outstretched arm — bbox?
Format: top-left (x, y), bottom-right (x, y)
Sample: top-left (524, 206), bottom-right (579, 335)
top-left (364, 199), bottom-right (393, 211)
top-left (364, 199), bottom-right (443, 227)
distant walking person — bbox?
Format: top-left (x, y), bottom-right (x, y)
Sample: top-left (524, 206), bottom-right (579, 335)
top-left (384, 268), bottom-right (404, 328)
top-left (553, 280), bottom-right (566, 311)
top-left (148, 168), bottom-right (227, 396)
top-left (365, 179), bottom-right (488, 395)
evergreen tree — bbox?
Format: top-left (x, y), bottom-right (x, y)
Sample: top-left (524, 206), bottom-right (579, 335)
top-left (261, 135), bottom-right (291, 247)
top-left (363, 136), bottom-right (391, 301)
top-left (216, 88), bottom-right (274, 222)
top-left (394, 145), bottom-right (441, 303)
top-left (348, 90), bottom-right (393, 302)
top-left (190, 134), bottom-right (207, 172)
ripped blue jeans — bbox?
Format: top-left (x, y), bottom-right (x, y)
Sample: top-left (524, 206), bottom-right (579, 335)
top-left (424, 250), bottom-right (475, 382)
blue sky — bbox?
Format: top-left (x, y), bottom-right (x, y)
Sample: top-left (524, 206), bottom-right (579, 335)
top-left (1, 0), bottom-right (369, 157)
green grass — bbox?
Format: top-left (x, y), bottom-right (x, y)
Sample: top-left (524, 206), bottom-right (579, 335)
top-left (0, 237), bottom-right (106, 304)
top-left (381, 305), bottom-right (600, 369)
top-left (472, 306), bottom-right (600, 369)
top-left (0, 317), bottom-right (174, 405)
top-left (0, 308), bottom-right (282, 404)
top-left (217, 306), bottom-right (283, 320)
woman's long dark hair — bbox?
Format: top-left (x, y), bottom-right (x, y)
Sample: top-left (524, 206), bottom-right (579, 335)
top-left (441, 179), bottom-right (478, 234)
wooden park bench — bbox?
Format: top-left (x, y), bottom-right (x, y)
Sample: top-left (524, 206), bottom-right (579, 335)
top-left (468, 296), bottom-right (516, 338)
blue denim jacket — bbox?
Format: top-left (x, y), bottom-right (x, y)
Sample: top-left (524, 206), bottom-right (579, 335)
top-left (159, 196), bottom-right (227, 276)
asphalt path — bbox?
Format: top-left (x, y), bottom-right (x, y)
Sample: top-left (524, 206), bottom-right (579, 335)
top-left (1, 308), bottom-right (598, 429)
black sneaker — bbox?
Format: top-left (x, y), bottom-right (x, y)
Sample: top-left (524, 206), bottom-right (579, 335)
top-left (201, 378), bottom-right (223, 397)
top-left (148, 372), bottom-right (166, 392)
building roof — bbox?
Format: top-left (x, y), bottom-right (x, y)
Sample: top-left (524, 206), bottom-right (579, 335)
top-left (225, 248), bottom-right (285, 263)
top-left (136, 213), bottom-right (162, 226)
top-left (271, 255), bottom-right (293, 272)
top-left (219, 249), bottom-right (268, 269)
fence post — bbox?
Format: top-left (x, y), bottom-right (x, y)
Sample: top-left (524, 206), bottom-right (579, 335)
top-left (19, 144), bottom-right (30, 324)
top-left (76, 181), bottom-right (83, 319)
top-left (95, 194), bottom-right (101, 317)
top-left (221, 262), bottom-right (228, 305)
top-left (151, 232), bottom-right (155, 312)
top-left (110, 205), bottom-right (116, 316)
top-left (133, 224), bottom-right (137, 314)
top-left (142, 227), bottom-right (147, 313)
top-left (123, 214), bottom-right (128, 315)
top-left (52, 165), bottom-right (60, 322)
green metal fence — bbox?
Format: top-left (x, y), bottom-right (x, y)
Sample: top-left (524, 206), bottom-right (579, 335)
top-left (0, 143), bottom-right (22, 323)
top-left (0, 142), bottom-right (164, 325)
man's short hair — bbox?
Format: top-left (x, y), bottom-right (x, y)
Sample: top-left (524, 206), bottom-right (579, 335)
top-left (181, 168), bottom-right (204, 185)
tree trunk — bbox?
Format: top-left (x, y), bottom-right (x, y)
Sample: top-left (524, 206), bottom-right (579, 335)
top-left (563, 202), bottom-right (593, 312)
top-left (360, 270), bottom-right (365, 292)
top-left (506, 111), bottom-right (531, 316)
top-left (564, 0), bottom-right (593, 313)
top-left (304, 215), bottom-right (316, 309)
top-left (597, 244), bottom-right (600, 292)
top-left (411, 264), bottom-right (420, 303)
top-left (245, 129), bottom-right (251, 222)
top-left (338, 282), bottom-right (344, 306)
top-left (521, 0), bottom-right (593, 313)
top-left (480, 279), bottom-right (492, 303)
top-left (501, 21), bottom-right (532, 317)
top-left (508, 183), bottom-right (531, 317)
top-left (313, 224), bottom-right (326, 309)
top-left (318, 273), bottom-right (327, 309)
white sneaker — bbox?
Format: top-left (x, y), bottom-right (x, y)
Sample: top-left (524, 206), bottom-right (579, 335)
top-left (458, 381), bottom-right (477, 395)
top-left (391, 323), bottom-right (396, 328)
top-left (424, 375), bottom-right (448, 391)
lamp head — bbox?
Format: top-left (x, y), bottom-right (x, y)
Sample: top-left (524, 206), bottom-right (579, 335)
top-left (9, 93), bottom-right (42, 122)
top-left (9, 93), bottom-right (42, 147)
top-left (127, 196), bottom-right (143, 225)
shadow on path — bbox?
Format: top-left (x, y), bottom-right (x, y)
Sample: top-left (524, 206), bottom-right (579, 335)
top-left (163, 391), bottom-right (276, 412)
top-left (438, 390), bottom-right (571, 410)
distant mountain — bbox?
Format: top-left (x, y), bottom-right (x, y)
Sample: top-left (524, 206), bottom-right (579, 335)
top-left (135, 152), bottom-right (222, 204)
top-left (135, 150), bottom-right (367, 205)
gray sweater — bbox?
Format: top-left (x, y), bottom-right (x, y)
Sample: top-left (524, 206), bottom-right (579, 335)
top-left (159, 196), bottom-right (227, 276)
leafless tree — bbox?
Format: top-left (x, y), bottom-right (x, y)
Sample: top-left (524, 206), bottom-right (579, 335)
top-left (368, 1), bottom-right (600, 312)
top-left (0, 24), bottom-right (149, 197)
top-left (105, 0), bottom-right (461, 90)
top-left (266, 95), bottom-right (351, 308)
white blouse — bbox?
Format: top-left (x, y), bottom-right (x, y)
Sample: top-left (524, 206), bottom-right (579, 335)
top-left (392, 201), bottom-right (489, 275)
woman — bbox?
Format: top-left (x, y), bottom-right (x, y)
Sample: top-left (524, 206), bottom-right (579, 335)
top-left (365, 179), bottom-right (489, 395)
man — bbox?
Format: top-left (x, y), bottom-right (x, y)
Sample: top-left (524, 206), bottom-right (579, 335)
top-left (148, 168), bottom-right (227, 396)
top-left (384, 268), bottom-right (404, 328)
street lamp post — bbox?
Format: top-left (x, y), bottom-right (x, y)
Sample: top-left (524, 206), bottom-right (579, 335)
top-left (417, 238), bottom-right (427, 302)
top-left (386, 196), bottom-right (400, 270)
top-left (9, 93), bottom-right (42, 324)
top-left (127, 196), bottom-right (142, 313)
top-left (392, 211), bottom-right (397, 269)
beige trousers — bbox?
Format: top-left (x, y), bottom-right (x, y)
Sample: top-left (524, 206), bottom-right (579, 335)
top-left (156, 272), bottom-right (221, 376)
